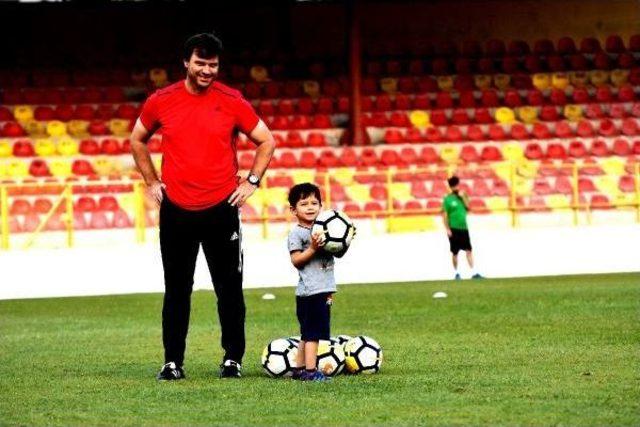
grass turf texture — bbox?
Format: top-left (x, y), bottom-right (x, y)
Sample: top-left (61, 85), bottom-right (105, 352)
top-left (1, 273), bottom-right (638, 426)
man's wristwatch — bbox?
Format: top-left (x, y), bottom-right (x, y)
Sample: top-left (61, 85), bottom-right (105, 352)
top-left (247, 173), bottom-right (260, 187)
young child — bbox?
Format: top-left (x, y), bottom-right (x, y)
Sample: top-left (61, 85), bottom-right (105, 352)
top-left (287, 183), bottom-right (336, 381)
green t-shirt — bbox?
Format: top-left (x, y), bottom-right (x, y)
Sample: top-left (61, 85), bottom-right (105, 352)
top-left (443, 193), bottom-right (468, 230)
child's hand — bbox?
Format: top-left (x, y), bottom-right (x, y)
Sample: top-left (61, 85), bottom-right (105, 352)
top-left (311, 231), bottom-right (326, 250)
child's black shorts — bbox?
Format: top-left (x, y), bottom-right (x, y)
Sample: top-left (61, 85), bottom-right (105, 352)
top-left (296, 292), bottom-right (332, 341)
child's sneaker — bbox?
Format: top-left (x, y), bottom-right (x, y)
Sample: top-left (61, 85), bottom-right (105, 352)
top-left (291, 368), bottom-right (304, 380)
top-left (454, 273), bottom-right (461, 280)
top-left (157, 362), bottom-right (185, 381)
top-left (472, 273), bottom-right (484, 279)
top-left (301, 370), bottom-right (331, 382)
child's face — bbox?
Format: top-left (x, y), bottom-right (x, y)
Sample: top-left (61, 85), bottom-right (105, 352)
top-left (291, 194), bottom-right (321, 224)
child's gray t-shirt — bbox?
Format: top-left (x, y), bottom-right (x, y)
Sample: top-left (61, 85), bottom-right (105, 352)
top-left (287, 224), bottom-right (337, 297)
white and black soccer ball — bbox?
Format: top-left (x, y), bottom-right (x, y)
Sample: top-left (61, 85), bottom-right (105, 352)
top-left (344, 335), bottom-right (383, 374)
top-left (316, 339), bottom-right (345, 376)
top-left (331, 334), bottom-right (353, 348)
top-left (261, 338), bottom-right (300, 377)
top-left (311, 210), bottom-right (356, 254)
top-left (288, 335), bottom-right (301, 346)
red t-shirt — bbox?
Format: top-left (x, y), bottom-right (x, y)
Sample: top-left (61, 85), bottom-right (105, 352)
top-left (139, 81), bottom-right (259, 210)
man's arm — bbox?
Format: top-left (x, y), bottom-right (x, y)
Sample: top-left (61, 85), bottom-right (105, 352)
top-left (229, 119), bottom-right (276, 206)
top-left (130, 118), bottom-right (165, 205)
top-left (442, 209), bottom-right (452, 237)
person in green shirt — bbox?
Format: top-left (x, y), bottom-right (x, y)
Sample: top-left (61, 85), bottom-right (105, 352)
top-left (442, 176), bottom-right (483, 280)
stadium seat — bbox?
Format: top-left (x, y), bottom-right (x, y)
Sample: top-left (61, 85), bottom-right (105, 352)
top-left (13, 140), bottom-right (35, 157)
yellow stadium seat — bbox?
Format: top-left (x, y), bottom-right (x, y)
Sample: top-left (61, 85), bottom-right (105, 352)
top-left (493, 161), bottom-right (513, 181)
top-left (601, 157), bottom-right (625, 176)
top-left (93, 157), bottom-right (115, 176)
top-left (46, 120), bottom-right (67, 137)
top-left (50, 159), bottom-right (72, 177)
top-left (440, 145), bottom-right (459, 164)
top-left (568, 71), bottom-right (589, 87)
top-left (303, 80), bottom-right (320, 98)
top-left (551, 73), bottom-right (570, 90)
top-left (493, 74), bottom-right (511, 90)
top-left (547, 194), bottom-right (571, 210)
top-left (594, 176), bottom-right (619, 196)
top-left (292, 169), bottom-right (315, 184)
top-left (517, 160), bottom-right (538, 178)
top-left (250, 65), bottom-right (269, 83)
top-left (532, 73), bottom-right (551, 91)
top-left (589, 70), bottom-right (609, 87)
top-left (333, 168), bottom-right (355, 185)
top-left (610, 69), bottom-right (629, 87)
top-left (513, 176), bottom-right (532, 196)
top-left (57, 137), bottom-right (79, 156)
top-left (0, 162), bottom-right (6, 178)
top-left (409, 110), bottom-right (430, 129)
top-left (563, 104), bottom-right (583, 122)
top-left (612, 193), bottom-right (636, 207)
top-left (0, 140), bottom-right (12, 157)
top-left (495, 107), bottom-right (516, 124)
top-left (474, 74), bottom-right (492, 90)
top-left (7, 160), bottom-right (28, 178)
top-left (501, 143), bottom-right (524, 162)
top-left (117, 193), bottom-right (136, 214)
top-left (380, 77), bottom-right (398, 94)
top-left (109, 119), bottom-right (131, 137)
top-left (517, 106), bottom-right (538, 124)
top-left (262, 187), bottom-right (288, 206)
top-left (34, 138), bottom-right (57, 157)
top-left (67, 120), bottom-right (90, 138)
top-left (436, 76), bottom-right (454, 91)
top-left (149, 68), bottom-right (169, 87)
top-left (23, 120), bottom-right (47, 137)
top-left (346, 184), bottom-right (372, 203)
top-left (486, 196), bottom-right (509, 212)
top-left (390, 182), bottom-right (412, 202)
top-left (13, 105), bottom-right (34, 122)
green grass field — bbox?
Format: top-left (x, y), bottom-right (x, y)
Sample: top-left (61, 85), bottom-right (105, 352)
top-left (1, 273), bottom-right (639, 426)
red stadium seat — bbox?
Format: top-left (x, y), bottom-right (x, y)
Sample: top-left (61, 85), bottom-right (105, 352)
top-left (590, 194), bottom-right (612, 209)
top-left (510, 123), bottom-right (529, 140)
top-left (466, 124), bottom-right (485, 141)
top-left (572, 87), bottom-right (590, 104)
top-left (481, 145), bottom-right (502, 162)
top-left (612, 138), bottom-right (631, 156)
top-left (384, 129), bottom-right (404, 145)
top-left (404, 128), bottom-right (424, 143)
top-left (10, 199), bottom-right (32, 215)
top-left (504, 90), bottom-right (522, 108)
top-left (547, 143), bottom-right (567, 159)
top-left (424, 126), bottom-right (443, 143)
top-left (429, 110), bottom-right (448, 126)
top-left (419, 146), bottom-right (439, 164)
top-left (299, 151), bottom-right (317, 168)
top-left (569, 140), bottom-right (588, 157)
top-left (501, 57), bottom-right (520, 74)
top-left (605, 35), bottom-right (626, 53)
top-left (473, 108), bottom-right (493, 124)
top-left (13, 140), bottom-right (35, 157)
top-left (100, 138), bottom-right (121, 155)
top-left (307, 132), bottom-right (327, 147)
top-left (298, 98), bottom-right (315, 115)
top-left (451, 109), bottom-right (471, 125)
top-left (339, 148), bottom-right (359, 167)
top-left (527, 89), bottom-right (544, 106)
top-left (532, 123), bottom-right (552, 139)
top-left (98, 196), bottom-right (119, 212)
top-left (413, 94), bottom-right (430, 109)
top-left (576, 119), bottom-right (595, 137)
top-left (375, 94), bottom-right (392, 112)
top-left (435, 92), bottom-right (454, 109)
top-left (524, 55), bottom-right (542, 73)
top-left (622, 118), bottom-right (639, 136)
top-left (460, 145), bottom-right (479, 162)
top-left (397, 77), bottom-right (415, 93)
top-left (286, 131), bottom-right (305, 148)
top-left (487, 124), bottom-right (506, 141)
top-left (598, 119), bottom-right (619, 137)
top-left (29, 159), bottom-right (50, 177)
top-left (580, 37), bottom-right (602, 54)
top-left (540, 106), bottom-right (560, 121)
top-left (476, 58), bottom-right (495, 74)
top-left (278, 99), bottom-right (295, 116)
top-left (590, 139), bottom-right (610, 157)
top-left (399, 147), bottom-right (417, 165)
top-left (360, 149), bottom-right (378, 167)
top-left (2, 122), bottom-right (26, 137)
top-left (389, 112), bottom-right (410, 127)
top-left (480, 90), bottom-right (499, 108)
top-left (549, 89), bottom-right (567, 106)
top-left (557, 37), bottom-right (577, 55)
top-left (525, 143), bottom-right (544, 160)
top-left (395, 94), bottom-right (411, 110)
top-left (555, 121), bottom-right (574, 138)
top-left (507, 40), bottom-right (531, 56)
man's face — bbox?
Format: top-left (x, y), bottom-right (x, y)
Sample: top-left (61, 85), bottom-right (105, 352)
top-left (450, 183), bottom-right (459, 193)
top-left (184, 51), bottom-right (219, 90)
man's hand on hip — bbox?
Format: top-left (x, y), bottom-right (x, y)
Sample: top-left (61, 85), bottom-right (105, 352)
top-left (147, 181), bottom-right (166, 206)
top-left (229, 181), bottom-right (257, 207)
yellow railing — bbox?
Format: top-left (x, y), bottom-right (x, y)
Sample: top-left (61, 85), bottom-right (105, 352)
top-left (0, 161), bottom-right (639, 249)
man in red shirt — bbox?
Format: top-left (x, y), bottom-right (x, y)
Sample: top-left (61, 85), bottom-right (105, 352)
top-left (130, 33), bottom-right (275, 380)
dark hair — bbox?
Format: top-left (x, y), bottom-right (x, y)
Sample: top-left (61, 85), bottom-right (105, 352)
top-left (447, 176), bottom-right (460, 187)
top-left (183, 33), bottom-right (223, 61)
top-left (288, 183), bottom-right (322, 207)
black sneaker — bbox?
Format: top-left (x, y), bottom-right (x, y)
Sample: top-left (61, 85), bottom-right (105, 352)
top-left (219, 359), bottom-right (242, 378)
top-left (157, 362), bottom-right (185, 381)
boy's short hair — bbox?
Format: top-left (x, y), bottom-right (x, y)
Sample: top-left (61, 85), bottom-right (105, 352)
top-left (447, 176), bottom-right (460, 187)
top-left (183, 32), bottom-right (223, 61)
top-left (288, 183), bottom-right (322, 207)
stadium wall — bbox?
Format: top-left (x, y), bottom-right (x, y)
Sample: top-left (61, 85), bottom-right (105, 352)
top-left (1, 223), bottom-right (638, 300)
